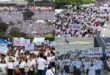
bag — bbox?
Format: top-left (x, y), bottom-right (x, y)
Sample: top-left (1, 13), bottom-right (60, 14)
top-left (33, 69), bottom-right (38, 75)
top-left (30, 67), bottom-right (34, 71)
top-left (51, 68), bottom-right (55, 75)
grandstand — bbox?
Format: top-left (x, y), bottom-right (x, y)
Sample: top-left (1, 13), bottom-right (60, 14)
top-left (0, 0), bottom-right (55, 35)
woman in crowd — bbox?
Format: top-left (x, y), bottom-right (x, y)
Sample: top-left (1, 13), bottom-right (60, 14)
top-left (37, 53), bottom-right (47, 75)
top-left (7, 57), bottom-right (15, 75)
top-left (88, 59), bottom-right (97, 75)
top-left (83, 59), bottom-right (91, 75)
top-left (106, 58), bottom-right (110, 75)
top-left (28, 54), bottom-right (36, 75)
top-left (19, 58), bottom-right (26, 75)
top-left (0, 58), bottom-right (7, 75)
top-left (46, 62), bottom-right (55, 75)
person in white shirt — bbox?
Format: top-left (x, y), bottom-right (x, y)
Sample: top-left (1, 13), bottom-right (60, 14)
top-left (95, 58), bottom-right (103, 75)
top-left (19, 58), bottom-right (26, 75)
top-left (28, 54), bottom-right (36, 75)
top-left (74, 58), bottom-right (82, 75)
top-left (37, 53), bottom-right (47, 75)
top-left (88, 59), bottom-right (97, 75)
top-left (106, 58), bottom-right (110, 75)
top-left (46, 62), bottom-right (55, 75)
top-left (83, 59), bottom-right (91, 75)
top-left (64, 57), bottom-right (70, 74)
top-left (0, 58), bottom-right (7, 75)
top-left (7, 57), bottom-right (15, 75)
top-left (14, 57), bottom-right (20, 67)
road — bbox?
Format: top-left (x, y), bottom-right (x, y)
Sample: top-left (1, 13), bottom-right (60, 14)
top-left (56, 37), bottom-right (94, 55)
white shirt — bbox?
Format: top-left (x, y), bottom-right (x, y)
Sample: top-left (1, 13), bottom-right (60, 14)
top-left (83, 61), bottom-right (91, 70)
top-left (7, 62), bottom-right (14, 69)
top-left (46, 68), bottom-right (55, 75)
top-left (88, 65), bottom-right (97, 75)
top-left (0, 63), bottom-right (7, 74)
top-left (75, 60), bottom-right (82, 69)
top-left (14, 60), bottom-right (19, 67)
top-left (19, 61), bottom-right (26, 68)
top-left (95, 60), bottom-right (103, 69)
top-left (28, 59), bottom-right (36, 68)
top-left (37, 57), bottom-right (46, 70)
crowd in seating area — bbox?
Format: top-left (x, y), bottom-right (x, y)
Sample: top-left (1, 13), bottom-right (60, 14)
top-left (0, 6), bottom-right (55, 34)
top-left (55, 3), bottom-right (110, 37)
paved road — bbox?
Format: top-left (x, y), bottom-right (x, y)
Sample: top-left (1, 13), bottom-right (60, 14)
top-left (56, 37), bottom-right (94, 55)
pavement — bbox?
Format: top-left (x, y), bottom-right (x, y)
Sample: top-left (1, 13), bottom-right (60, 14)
top-left (55, 37), bottom-right (94, 55)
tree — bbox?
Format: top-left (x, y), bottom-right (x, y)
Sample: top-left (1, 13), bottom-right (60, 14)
top-left (9, 27), bottom-right (20, 36)
top-left (0, 22), bottom-right (8, 32)
top-left (23, 9), bottom-right (34, 20)
top-left (0, 21), bottom-right (8, 37)
top-left (55, 0), bottom-right (93, 8)
top-left (82, 0), bottom-right (93, 4)
top-left (9, 27), bottom-right (27, 37)
top-left (55, 0), bottom-right (73, 8)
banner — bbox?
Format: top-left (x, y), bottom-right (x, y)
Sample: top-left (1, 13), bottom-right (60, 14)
top-left (24, 39), bottom-right (30, 46)
top-left (13, 38), bottom-right (30, 46)
top-left (0, 45), bottom-right (8, 54)
top-left (106, 43), bottom-right (110, 49)
top-left (71, 24), bottom-right (81, 30)
top-left (25, 44), bottom-right (34, 51)
top-left (105, 49), bottom-right (110, 56)
top-left (13, 38), bottom-right (21, 46)
top-left (80, 47), bottom-right (103, 57)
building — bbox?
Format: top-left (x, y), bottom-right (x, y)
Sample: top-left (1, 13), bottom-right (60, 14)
top-left (0, 0), bottom-right (28, 5)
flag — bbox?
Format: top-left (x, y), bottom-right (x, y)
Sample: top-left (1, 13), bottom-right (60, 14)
top-left (32, 4), bottom-right (36, 12)
top-left (64, 37), bottom-right (69, 44)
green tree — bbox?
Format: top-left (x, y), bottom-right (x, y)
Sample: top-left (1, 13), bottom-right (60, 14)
top-left (82, 0), bottom-right (93, 4)
top-left (23, 9), bottom-right (34, 20)
top-left (9, 27), bottom-right (20, 37)
top-left (55, 0), bottom-right (73, 8)
top-left (9, 27), bottom-right (27, 37)
top-left (0, 21), bottom-right (8, 37)
top-left (0, 22), bottom-right (8, 32)
top-left (55, 0), bottom-right (93, 8)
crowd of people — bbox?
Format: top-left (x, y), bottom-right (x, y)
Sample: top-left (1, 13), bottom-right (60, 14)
top-left (55, 3), bottom-right (110, 37)
top-left (0, 6), bottom-right (55, 34)
top-left (0, 39), bottom-right (55, 75)
top-left (56, 55), bottom-right (110, 75)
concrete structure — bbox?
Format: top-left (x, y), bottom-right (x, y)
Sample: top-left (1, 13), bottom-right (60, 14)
top-left (0, 0), bottom-right (28, 5)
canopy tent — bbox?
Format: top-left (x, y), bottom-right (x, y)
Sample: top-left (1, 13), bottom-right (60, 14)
top-left (0, 38), bottom-right (8, 45)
